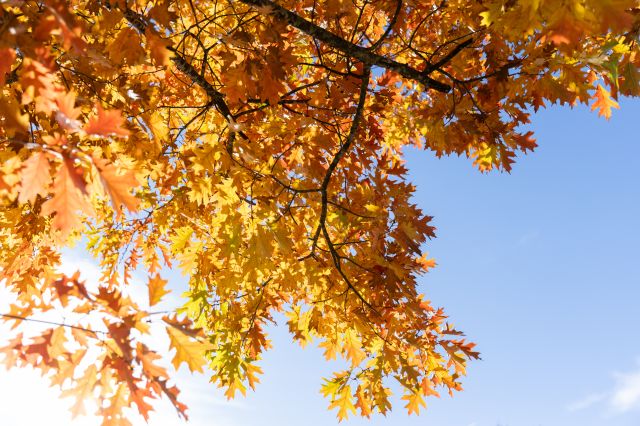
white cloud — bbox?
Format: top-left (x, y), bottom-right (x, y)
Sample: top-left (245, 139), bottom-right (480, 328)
top-left (567, 360), bottom-right (640, 415)
top-left (610, 367), bottom-right (640, 413)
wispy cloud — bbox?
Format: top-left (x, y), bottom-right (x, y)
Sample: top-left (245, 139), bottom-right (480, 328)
top-left (567, 392), bottom-right (607, 412)
top-left (567, 360), bottom-right (640, 415)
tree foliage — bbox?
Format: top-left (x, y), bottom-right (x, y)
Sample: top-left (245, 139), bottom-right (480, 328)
top-left (0, 0), bottom-right (638, 423)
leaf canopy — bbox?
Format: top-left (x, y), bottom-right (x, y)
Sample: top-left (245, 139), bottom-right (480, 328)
top-left (1, 0), bottom-right (639, 422)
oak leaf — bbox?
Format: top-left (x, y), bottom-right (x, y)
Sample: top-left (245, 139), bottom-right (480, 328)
top-left (55, 91), bottom-right (82, 131)
top-left (84, 104), bottom-right (130, 138)
top-left (18, 152), bottom-right (52, 204)
top-left (591, 84), bottom-right (620, 119)
top-left (40, 158), bottom-right (92, 234)
top-left (61, 364), bottom-right (98, 418)
top-left (92, 155), bottom-right (140, 215)
top-left (148, 274), bottom-right (170, 306)
top-left (166, 326), bottom-right (213, 373)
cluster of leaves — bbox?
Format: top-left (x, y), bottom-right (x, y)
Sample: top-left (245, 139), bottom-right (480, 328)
top-left (1, 0), bottom-right (639, 423)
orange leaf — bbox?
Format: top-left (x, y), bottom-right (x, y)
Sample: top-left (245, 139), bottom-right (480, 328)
top-left (55, 91), bottom-right (82, 131)
top-left (61, 364), bottom-right (98, 418)
top-left (46, 327), bottom-right (67, 359)
top-left (148, 274), bottom-right (170, 306)
top-left (591, 84), bottom-right (620, 120)
top-left (0, 48), bottom-right (16, 85)
top-left (18, 152), bottom-right (52, 204)
top-left (402, 392), bottom-right (426, 415)
top-left (137, 342), bottom-right (168, 379)
top-left (84, 104), bottom-right (130, 137)
top-left (92, 155), bottom-right (140, 216)
top-left (146, 30), bottom-right (172, 67)
top-left (40, 158), bottom-right (92, 235)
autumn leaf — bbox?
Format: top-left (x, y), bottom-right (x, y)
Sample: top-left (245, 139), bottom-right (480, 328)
top-left (146, 30), bottom-right (172, 67)
top-left (55, 91), bottom-right (82, 131)
top-left (61, 364), bottom-right (98, 418)
top-left (591, 84), bottom-right (620, 119)
top-left (18, 152), bottom-right (52, 204)
top-left (47, 327), bottom-right (67, 359)
top-left (148, 274), bottom-right (170, 306)
top-left (402, 392), bottom-right (426, 415)
top-left (40, 158), bottom-right (92, 234)
top-left (342, 329), bottom-right (366, 366)
top-left (0, 95), bottom-right (29, 134)
top-left (327, 384), bottom-right (356, 421)
top-left (84, 104), bottom-right (130, 137)
top-left (2, 0), bottom-right (640, 423)
top-left (166, 326), bottom-right (213, 373)
top-left (107, 27), bottom-right (146, 65)
top-left (0, 48), bottom-right (16, 85)
top-left (92, 155), bottom-right (140, 215)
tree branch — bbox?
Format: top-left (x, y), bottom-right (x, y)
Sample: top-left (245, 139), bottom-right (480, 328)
top-left (238, 0), bottom-right (451, 93)
top-left (117, 6), bottom-right (248, 141)
top-left (0, 313), bottom-right (106, 335)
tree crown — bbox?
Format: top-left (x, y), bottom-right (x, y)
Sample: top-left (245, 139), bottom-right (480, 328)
top-left (1, 0), bottom-right (638, 422)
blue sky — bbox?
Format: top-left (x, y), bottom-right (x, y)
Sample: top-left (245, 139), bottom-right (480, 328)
top-left (1, 100), bottom-right (639, 426)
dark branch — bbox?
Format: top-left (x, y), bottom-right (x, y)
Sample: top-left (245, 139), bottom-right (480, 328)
top-left (238, 0), bottom-right (451, 93)
top-left (368, 0), bottom-right (403, 51)
top-left (426, 37), bottom-right (474, 73)
top-left (118, 6), bottom-right (248, 141)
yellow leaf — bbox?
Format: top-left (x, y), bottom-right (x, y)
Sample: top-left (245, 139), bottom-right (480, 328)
top-left (402, 392), bottom-right (426, 415)
top-left (343, 329), bottom-right (366, 366)
top-left (166, 326), bottom-right (213, 373)
top-left (327, 384), bottom-right (356, 421)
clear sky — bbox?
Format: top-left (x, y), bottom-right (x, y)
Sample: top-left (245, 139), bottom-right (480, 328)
top-left (1, 99), bottom-right (639, 426)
